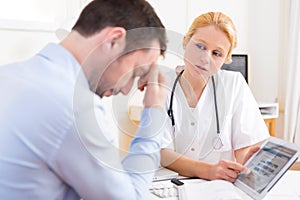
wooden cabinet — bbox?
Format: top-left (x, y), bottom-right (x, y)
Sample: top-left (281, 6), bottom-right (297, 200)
top-left (258, 103), bottom-right (279, 136)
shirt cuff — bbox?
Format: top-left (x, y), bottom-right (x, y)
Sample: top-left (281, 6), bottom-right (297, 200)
top-left (135, 107), bottom-right (168, 140)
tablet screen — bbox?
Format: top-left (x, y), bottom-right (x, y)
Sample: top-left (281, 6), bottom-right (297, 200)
top-left (237, 141), bottom-right (297, 194)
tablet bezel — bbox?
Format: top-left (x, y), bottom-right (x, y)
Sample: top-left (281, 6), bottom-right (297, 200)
top-left (234, 136), bottom-right (300, 200)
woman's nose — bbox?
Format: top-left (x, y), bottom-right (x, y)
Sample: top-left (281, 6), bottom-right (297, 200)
top-left (198, 50), bottom-right (210, 65)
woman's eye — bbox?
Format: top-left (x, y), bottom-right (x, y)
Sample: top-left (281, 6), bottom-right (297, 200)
top-left (195, 43), bottom-right (206, 50)
top-left (213, 51), bottom-right (222, 57)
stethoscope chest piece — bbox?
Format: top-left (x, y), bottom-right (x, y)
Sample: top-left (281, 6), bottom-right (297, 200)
top-left (212, 135), bottom-right (223, 150)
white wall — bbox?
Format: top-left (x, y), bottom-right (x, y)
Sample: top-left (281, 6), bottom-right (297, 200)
top-left (147, 0), bottom-right (285, 105)
top-left (147, 0), bottom-right (250, 82)
top-left (0, 30), bottom-right (58, 64)
top-left (248, 0), bottom-right (283, 103)
top-left (0, 0), bottom-right (288, 137)
top-left (158, 0), bottom-right (284, 104)
top-left (146, 0), bottom-right (187, 35)
top-left (148, 0), bottom-right (287, 137)
top-left (1, 1), bottom-right (284, 104)
top-left (186, 0), bottom-right (250, 54)
top-left (0, 0), bottom-right (82, 65)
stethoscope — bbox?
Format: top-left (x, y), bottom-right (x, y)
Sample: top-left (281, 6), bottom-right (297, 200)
top-left (167, 69), bottom-right (224, 154)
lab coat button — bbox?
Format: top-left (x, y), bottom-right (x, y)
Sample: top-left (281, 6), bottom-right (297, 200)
top-left (191, 148), bottom-right (195, 151)
top-left (191, 122), bottom-right (195, 126)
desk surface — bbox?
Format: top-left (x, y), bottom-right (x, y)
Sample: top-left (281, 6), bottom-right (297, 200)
top-left (147, 170), bottom-right (300, 200)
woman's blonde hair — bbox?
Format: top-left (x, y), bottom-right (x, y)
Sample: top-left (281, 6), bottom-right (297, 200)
top-left (183, 12), bottom-right (237, 63)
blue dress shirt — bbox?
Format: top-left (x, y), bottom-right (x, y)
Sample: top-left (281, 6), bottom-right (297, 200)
top-left (0, 43), bottom-right (167, 199)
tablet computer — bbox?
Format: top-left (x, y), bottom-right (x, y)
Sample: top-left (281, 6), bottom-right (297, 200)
top-left (234, 137), bottom-right (300, 200)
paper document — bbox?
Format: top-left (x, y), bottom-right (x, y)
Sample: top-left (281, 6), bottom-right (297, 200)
top-left (183, 179), bottom-right (252, 200)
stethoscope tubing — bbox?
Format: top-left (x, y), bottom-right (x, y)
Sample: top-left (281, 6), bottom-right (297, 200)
top-left (167, 69), bottom-right (223, 152)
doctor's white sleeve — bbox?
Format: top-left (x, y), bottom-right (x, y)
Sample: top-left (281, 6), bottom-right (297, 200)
top-left (231, 74), bottom-right (270, 150)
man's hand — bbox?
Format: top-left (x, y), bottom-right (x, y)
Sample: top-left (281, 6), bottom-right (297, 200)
top-left (138, 64), bottom-right (168, 108)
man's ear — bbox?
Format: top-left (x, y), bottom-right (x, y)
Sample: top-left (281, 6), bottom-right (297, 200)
top-left (93, 27), bottom-right (126, 58)
top-left (106, 27), bottom-right (126, 50)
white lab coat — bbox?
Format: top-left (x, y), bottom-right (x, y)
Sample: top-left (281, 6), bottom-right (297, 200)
top-left (162, 69), bottom-right (270, 163)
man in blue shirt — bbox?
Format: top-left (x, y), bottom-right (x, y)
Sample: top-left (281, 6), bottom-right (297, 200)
top-left (0, 0), bottom-right (167, 199)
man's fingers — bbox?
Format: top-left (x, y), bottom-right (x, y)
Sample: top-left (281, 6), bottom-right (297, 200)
top-left (137, 63), bottom-right (159, 91)
top-left (147, 64), bottom-right (159, 84)
top-left (142, 64), bottom-right (167, 108)
top-left (137, 78), bottom-right (147, 91)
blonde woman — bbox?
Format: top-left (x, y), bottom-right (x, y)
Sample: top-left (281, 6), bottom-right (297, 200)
top-left (161, 12), bottom-right (269, 182)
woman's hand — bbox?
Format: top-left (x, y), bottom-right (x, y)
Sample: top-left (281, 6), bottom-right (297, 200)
top-left (241, 145), bottom-right (260, 164)
top-left (235, 145), bottom-right (261, 165)
top-left (208, 159), bottom-right (250, 182)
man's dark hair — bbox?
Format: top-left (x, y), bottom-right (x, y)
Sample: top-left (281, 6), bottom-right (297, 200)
top-left (72, 0), bottom-right (166, 55)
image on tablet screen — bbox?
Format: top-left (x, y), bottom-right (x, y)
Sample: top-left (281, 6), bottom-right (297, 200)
top-left (238, 141), bottom-right (297, 193)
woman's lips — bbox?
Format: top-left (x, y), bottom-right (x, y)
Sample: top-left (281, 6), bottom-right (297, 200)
top-left (195, 65), bottom-right (208, 71)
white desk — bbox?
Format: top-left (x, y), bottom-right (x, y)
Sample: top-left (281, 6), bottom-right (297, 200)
top-left (264, 170), bottom-right (300, 199)
top-left (147, 170), bottom-right (300, 200)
